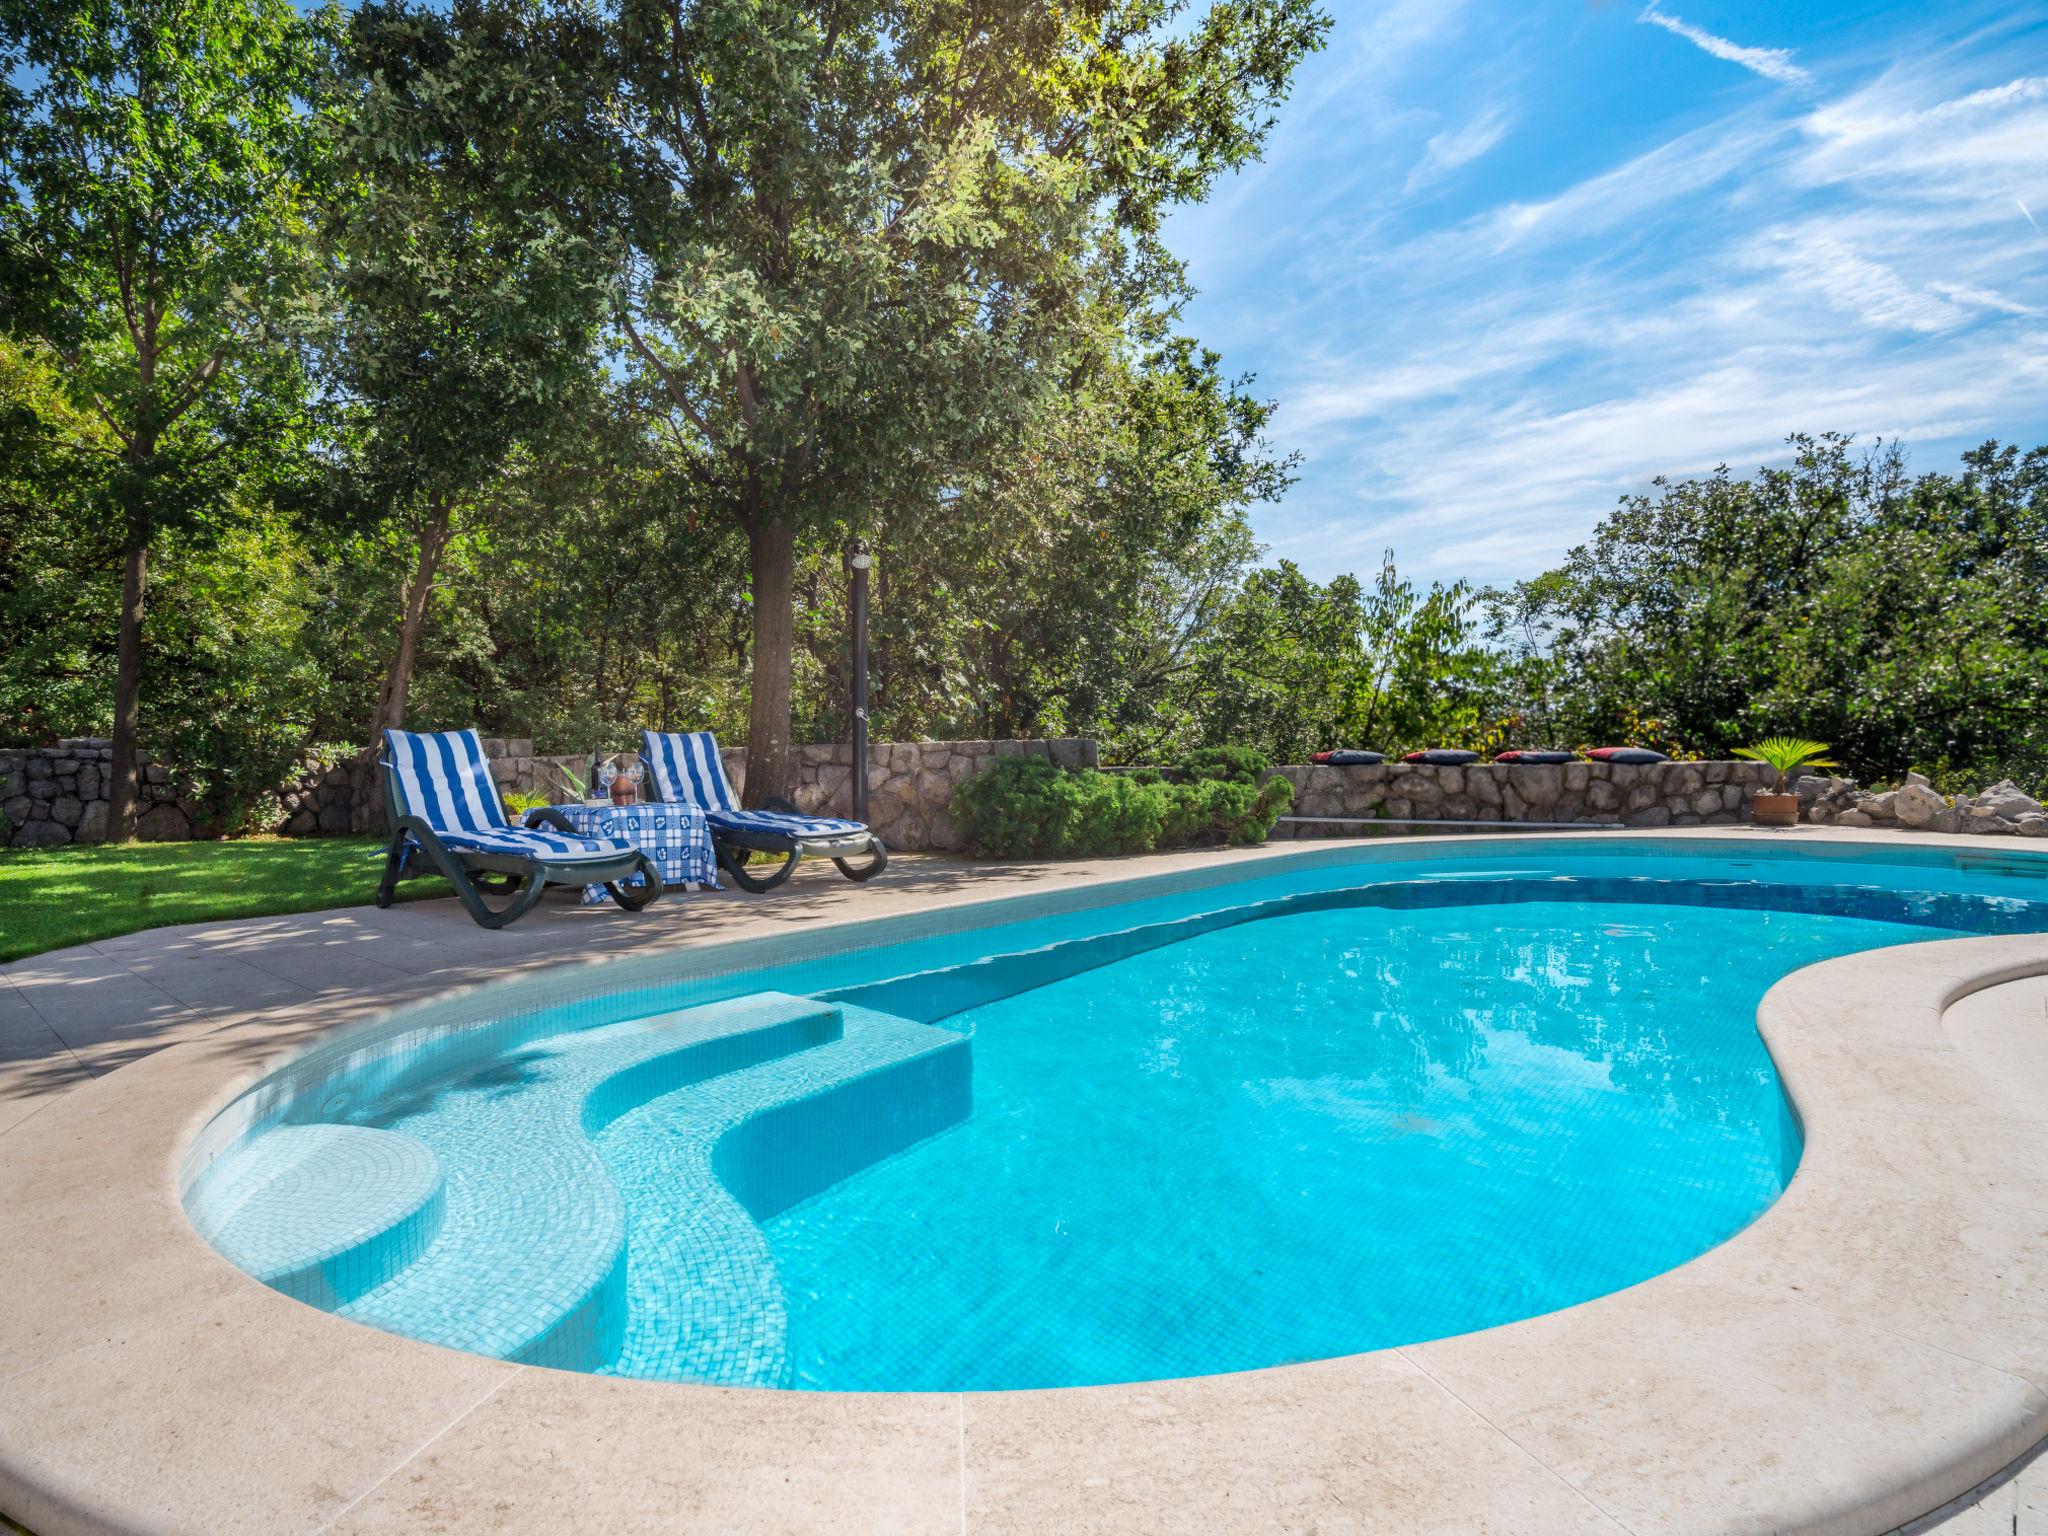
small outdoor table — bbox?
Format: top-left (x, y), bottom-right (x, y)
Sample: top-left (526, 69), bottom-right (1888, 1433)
top-left (529, 801), bottom-right (721, 904)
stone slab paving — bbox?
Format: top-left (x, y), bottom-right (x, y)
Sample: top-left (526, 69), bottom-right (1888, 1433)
top-left (4, 828), bottom-right (2048, 1535)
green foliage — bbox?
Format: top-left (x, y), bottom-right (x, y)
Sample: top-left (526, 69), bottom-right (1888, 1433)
top-left (1489, 434), bottom-right (2048, 790)
top-left (1731, 737), bottom-right (1838, 793)
top-left (950, 754), bottom-right (1290, 860)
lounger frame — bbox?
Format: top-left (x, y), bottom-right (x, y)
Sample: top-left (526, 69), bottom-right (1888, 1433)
top-left (707, 794), bottom-right (888, 893)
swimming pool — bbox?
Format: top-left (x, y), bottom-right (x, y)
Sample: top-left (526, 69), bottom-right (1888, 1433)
top-left (182, 837), bottom-right (2048, 1391)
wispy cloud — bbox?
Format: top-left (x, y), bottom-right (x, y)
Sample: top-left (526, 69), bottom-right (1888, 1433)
top-left (1403, 107), bottom-right (1512, 195)
top-left (1167, 1), bottom-right (2048, 585)
top-left (1637, 5), bottom-right (1811, 87)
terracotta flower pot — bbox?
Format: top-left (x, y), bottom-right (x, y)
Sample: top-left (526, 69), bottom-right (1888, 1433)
top-left (1752, 791), bottom-right (1800, 827)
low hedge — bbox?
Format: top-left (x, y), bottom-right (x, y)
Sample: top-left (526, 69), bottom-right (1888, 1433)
top-left (949, 753), bottom-right (1293, 859)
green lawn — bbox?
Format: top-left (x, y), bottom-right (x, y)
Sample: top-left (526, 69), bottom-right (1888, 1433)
top-left (0, 836), bottom-right (442, 964)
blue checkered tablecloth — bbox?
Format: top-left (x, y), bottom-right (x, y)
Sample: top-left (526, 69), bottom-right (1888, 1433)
top-left (534, 802), bottom-right (721, 903)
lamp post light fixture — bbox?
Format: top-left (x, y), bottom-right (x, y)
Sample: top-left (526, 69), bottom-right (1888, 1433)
top-left (849, 543), bottom-right (872, 822)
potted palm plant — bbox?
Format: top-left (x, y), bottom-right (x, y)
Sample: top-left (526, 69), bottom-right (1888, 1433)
top-left (1733, 737), bottom-right (1838, 827)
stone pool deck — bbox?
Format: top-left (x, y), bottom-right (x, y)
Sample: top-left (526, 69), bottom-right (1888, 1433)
top-left (3, 828), bottom-right (2048, 1535)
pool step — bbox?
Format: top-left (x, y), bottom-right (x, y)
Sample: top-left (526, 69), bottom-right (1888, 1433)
top-left (186, 1123), bottom-right (445, 1309)
top-left (598, 1002), bottom-right (972, 1385)
top-left (334, 992), bottom-right (844, 1370)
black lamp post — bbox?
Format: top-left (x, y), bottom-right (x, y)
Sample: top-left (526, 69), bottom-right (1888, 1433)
top-left (849, 541), bottom-right (871, 821)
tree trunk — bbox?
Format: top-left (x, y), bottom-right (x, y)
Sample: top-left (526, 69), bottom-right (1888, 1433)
top-left (105, 509), bottom-right (149, 842)
top-left (366, 499), bottom-right (454, 749)
top-left (743, 513), bottom-right (796, 805)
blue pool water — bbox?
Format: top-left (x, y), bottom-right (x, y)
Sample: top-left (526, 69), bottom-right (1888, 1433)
top-left (183, 840), bottom-right (2048, 1390)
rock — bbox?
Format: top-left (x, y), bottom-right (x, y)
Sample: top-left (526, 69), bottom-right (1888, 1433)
top-left (2017, 814), bottom-right (2048, 838)
top-left (1468, 771), bottom-right (1504, 807)
top-left (14, 819), bottom-right (69, 846)
top-left (2, 796), bottom-right (30, 826)
top-left (1930, 805), bottom-right (1962, 836)
top-left (1904, 770), bottom-right (1933, 790)
top-left (76, 801), bottom-right (108, 841)
top-left (143, 763), bottom-right (169, 785)
top-left (1865, 790), bottom-right (1897, 819)
top-left (1624, 805), bottom-right (1672, 828)
top-left (136, 804), bottom-right (191, 841)
top-left (27, 779), bottom-right (55, 802)
top-left (283, 809), bottom-right (318, 836)
top-left (26, 758), bottom-right (50, 780)
top-left (1586, 781), bottom-right (1621, 813)
top-left (1048, 738), bottom-right (1087, 769)
top-left (1835, 809), bottom-right (1874, 828)
top-left (1691, 789), bottom-right (1722, 816)
top-left (49, 796), bottom-right (82, 828)
top-left (1891, 780), bottom-right (1948, 828)
top-left (1564, 763), bottom-right (1590, 792)
top-left (1516, 764), bottom-right (1565, 803)
top-left (1975, 779), bottom-right (2046, 819)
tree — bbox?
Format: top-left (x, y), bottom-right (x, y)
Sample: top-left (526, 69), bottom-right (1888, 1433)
top-left (592, 0), bottom-right (1328, 799)
top-left (0, 0), bottom-right (330, 836)
top-left (1489, 434), bottom-right (2048, 787)
top-left (325, 0), bottom-right (618, 744)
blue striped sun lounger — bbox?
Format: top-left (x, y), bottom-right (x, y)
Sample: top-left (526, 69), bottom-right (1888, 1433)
top-left (640, 729), bottom-right (888, 892)
top-left (376, 727), bottom-right (664, 928)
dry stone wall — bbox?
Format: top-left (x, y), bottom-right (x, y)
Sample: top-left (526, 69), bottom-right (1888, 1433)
top-left (0, 739), bottom-right (196, 846)
top-left (1272, 758), bottom-right (1782, 832)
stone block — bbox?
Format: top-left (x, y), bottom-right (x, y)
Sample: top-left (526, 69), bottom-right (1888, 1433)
top-left (1892, 781), bottom-right (1947, 828)
top-left (1586, 781), bottom-right (1620, 812)
top-left (1513, 764), bottom-right (1564, 803)
top-left (26, 758), bottom-right (50, 781)
top-left (1691, 789), bottom-right (1722, 816)
top-left (317, 804), bottom-right (352, 833)
top-left (2, 795), bottom-right (30, 826)
top-left (1048, 739), bottom-right (1086, 769)
top-left (49, 796), bottom-right (82, 828)
top-left (1468, 771), bottom-right (1503, 807)
top-left (76, 765), bottom-right (99, 799)
top-left (143, 763), bottom-right (169, 785)
top-left (76, 801), bottom-right (108, 841)
top-left (14, 819), bottom-right (69, 846)
top-left (27, 779), bottom-right (55, 802)
top-left (137, 804), bottom-right (191, 841)
top-left (1624, 805), bottom-right (1672, 828)
top-left (2017, 814), bottom-right (2048, 838)
top-left (1564, 763), bottom-right (1590, 791)
top-left (283, 808), bottom-right (318, 836)
top-left (1626, 783), bottom-right (1659, 811)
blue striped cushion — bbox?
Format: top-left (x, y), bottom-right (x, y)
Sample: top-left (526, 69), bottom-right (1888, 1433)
top-left (641, 730), bottom-right (741, 812)
top-left (385, 728), bottom-right (632, 863)
top-left (435, 826), bottom-right (636, 863)
top-left (385, 728), bottom-right (512, 834)
top-left (708, 808), bottom-right (868, 839)
top-left (643, 730), bottom-right (870, 838)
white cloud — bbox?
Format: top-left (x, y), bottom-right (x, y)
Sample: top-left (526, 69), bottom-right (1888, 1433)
top-left (1403, 107), bottom-right (1512, 195)
top-left (1636, 5), bottom-right (1811, 87)
top-left (1745, 232), bottom-right (1964, 334)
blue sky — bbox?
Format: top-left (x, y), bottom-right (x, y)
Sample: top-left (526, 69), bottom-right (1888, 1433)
top-left (1162, 0), bottom-right (2048, 587)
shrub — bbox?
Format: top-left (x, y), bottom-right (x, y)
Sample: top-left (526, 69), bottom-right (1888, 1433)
top-left (950, 753), bottom-right (1293, 859)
